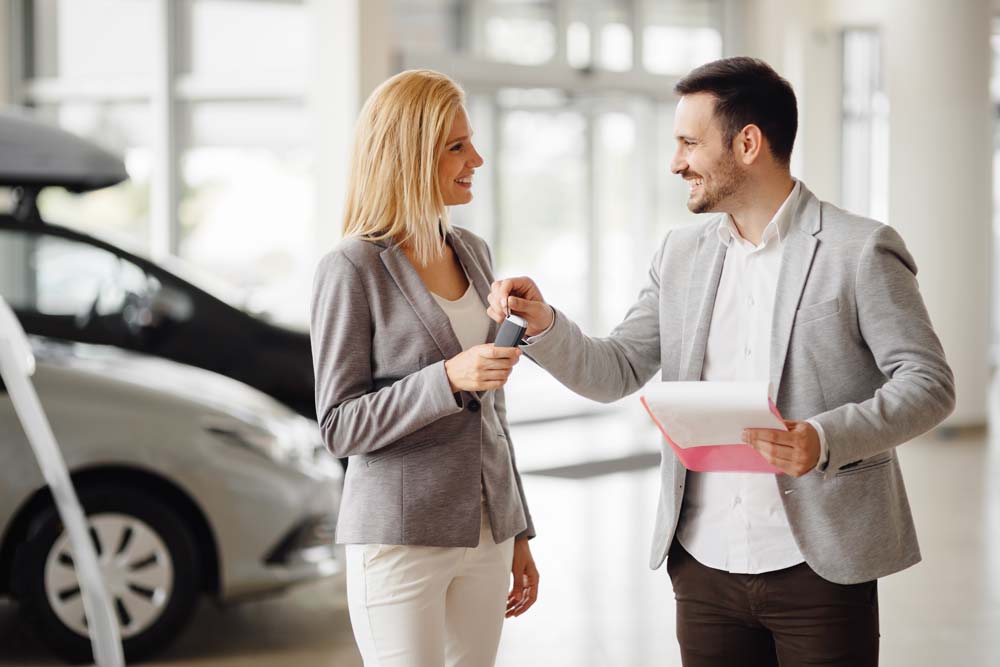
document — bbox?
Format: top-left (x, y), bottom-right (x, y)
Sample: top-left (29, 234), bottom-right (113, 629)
top-left (640, 381), bottom-right (785, 474)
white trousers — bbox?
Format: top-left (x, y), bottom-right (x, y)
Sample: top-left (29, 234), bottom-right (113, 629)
top-left (345, 509), bottom-right (515, 667)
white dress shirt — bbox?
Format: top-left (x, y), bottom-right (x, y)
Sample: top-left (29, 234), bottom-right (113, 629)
top-left (676, 180), bottom-right (825, 574)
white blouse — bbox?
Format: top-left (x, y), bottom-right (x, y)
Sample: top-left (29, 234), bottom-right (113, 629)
top-left (431, 283), bottom-right (490, 352)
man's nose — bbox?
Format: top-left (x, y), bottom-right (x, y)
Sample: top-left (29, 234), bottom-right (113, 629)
top-left (669, 150), bottom-right (686, 175)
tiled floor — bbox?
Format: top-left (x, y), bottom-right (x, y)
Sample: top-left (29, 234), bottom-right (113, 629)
top-left (2, 407), bottom-right (998, 666)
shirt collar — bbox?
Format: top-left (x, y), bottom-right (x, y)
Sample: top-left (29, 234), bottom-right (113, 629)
top-left (716, 179), bottom-right (801, 248)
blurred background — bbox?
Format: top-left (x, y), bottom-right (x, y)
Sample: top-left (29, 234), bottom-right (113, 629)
top-left (0, 1), bottom-right (996, 666)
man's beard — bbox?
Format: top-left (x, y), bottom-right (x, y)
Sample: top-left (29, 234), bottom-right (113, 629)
top-left (688, 153), bottom-right (744, 214)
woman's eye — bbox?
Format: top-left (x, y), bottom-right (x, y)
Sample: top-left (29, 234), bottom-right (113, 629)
top-left (450, 143), bottom-right (463, 152)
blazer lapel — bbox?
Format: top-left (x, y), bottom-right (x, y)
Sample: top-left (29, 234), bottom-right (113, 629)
top-left (682, 227), bottom-right (728, 381)
top-left (447, 231), bottom-right (499, 343)
top-left (380, 242), bottom-right (464, 361)
top-left (769, 188), bottom-right (822, 399)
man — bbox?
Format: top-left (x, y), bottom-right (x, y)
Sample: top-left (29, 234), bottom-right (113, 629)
top-left (487, 57), bottom-right (954, 666)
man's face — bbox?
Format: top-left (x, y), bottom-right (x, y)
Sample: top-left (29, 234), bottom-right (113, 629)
top-left (670, 92), bottom-right (745, 214)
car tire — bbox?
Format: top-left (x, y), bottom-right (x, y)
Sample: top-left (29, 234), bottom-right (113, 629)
top-left (11, 484), bottom-right (202, 663)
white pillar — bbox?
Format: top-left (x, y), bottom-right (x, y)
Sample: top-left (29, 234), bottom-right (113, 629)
top-left (0, 0), bottom-right (11, 107)
top-left (738, 0), bottom-right (841, 201)
top-left (885, 0), bottom-right (991, 426)
top-left (150, 0), bottom-right (179, 260)
top-left (309, 0), bottom-right (392, 257)
top-left (0, 0), bottom-right (15, 214)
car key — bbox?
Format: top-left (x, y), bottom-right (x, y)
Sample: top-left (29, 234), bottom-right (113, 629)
top-left (494, 314), bottom-right (527, 347)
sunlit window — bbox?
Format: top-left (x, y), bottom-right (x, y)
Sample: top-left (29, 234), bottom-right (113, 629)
top-left (484, 17), bottom-right (556, 64)
top-left (179, 0), bottom-right (309, 80)
top-left (567, 21), bottom-right (591, 69)
top-left (599, 23), bottom-right (633, 71)
top-left (18, 0), bottom-right (314, 328)
top-left (643, 25), bottom-right (722, 75)
top-left (178, 102), bottom-right (314, 327)
top-left (34, 104), bottom-right (152, 250)
top-left (841, 29), bottom-right (889, 222)
top-left (29, 0), bottom-right (156, 79)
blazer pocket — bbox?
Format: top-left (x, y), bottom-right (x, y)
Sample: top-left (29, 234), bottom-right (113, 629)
top-left (795, 297), bottom-right (841, 325)
top-left (835, 454), bottom-right (892, 477)
top-left (366, 440), bottom-right (437, 466)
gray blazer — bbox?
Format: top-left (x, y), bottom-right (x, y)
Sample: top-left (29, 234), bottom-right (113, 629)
top-left (523, 183), bottom-right (954, 584)
top-left (310, 226), bottom-right (534, 547)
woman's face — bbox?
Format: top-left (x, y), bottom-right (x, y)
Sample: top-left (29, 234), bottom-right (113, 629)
top-left (438, 107), bottom-right (484, 206)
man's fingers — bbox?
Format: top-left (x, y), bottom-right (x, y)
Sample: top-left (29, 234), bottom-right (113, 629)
top-left (751, 440), bottom-right (796, 463)
top-left (507, 295), bottom-right (544, 313)
top-left (752, 440), bottom-right (812, 477)
top-left (744, 428), bottom-right (796, 445)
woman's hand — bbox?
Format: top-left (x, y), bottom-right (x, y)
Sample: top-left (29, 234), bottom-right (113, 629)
top-left (444, 344), bottom-right (522, 393)
top-left (506, 537), bottom-right (539, 618)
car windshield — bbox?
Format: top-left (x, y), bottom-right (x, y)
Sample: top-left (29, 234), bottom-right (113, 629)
top-left (154, 254), bottom-right (253, 312)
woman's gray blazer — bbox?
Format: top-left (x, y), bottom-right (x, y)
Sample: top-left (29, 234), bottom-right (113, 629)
top-left (310, 226), bottom-right (535, 547)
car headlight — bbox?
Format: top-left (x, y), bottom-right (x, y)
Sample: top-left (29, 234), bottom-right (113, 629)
top-left (203, 416), bottom-right (297, 464)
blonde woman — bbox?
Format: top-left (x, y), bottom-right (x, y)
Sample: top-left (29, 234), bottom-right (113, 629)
top-left (310, 70), bottom-right (539, 667)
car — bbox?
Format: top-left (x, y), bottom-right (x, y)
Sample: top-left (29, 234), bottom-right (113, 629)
top-left (0, 108), bottom-right (318, 423)
top-left (0, 335), bottom-right (344, 662)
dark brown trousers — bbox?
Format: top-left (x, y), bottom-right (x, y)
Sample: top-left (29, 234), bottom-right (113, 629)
top-left (666, 541), bottom-right (879, 667)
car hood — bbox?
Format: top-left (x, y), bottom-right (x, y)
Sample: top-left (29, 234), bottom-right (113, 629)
top-left (29, 336), bottom-right (300, 425)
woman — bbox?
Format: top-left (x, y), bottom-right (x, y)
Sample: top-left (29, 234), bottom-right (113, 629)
top-left (310, 69), bottom-right (539, 667)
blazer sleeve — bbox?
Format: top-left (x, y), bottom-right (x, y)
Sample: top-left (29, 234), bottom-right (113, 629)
top-left (310, 250), bottom-right (464, 458)
top-left (812, 224), bottom-right (956, 477)
top-left (520, 234), bottom-right (667, 402)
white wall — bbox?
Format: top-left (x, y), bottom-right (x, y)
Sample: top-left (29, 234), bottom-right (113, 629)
top-left (741, 0), bottom-right (991, 426)
top-left (310, 0), bottom-right (392, 255)
top-left (884, 0), bottom-right (991, 426)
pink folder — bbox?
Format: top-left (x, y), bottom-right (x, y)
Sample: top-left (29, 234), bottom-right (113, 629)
top-left (640, 385), bottom-right (785, 475)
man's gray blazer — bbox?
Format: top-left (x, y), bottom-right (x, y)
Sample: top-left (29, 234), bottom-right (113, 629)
top-left (523, 183), bottom-right (954, 585)
top-left (310, 227), bottom-right (534, 547)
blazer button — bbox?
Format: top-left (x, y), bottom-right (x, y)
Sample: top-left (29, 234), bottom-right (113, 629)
top-left (468, 399), bottom-right (481, 413)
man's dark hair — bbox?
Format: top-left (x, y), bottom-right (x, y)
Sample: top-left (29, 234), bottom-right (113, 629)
top-left (674, 57), bottom-right (797, 165)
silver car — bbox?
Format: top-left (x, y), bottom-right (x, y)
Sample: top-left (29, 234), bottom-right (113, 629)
top-left (0, 336), bottom-right (343, 662)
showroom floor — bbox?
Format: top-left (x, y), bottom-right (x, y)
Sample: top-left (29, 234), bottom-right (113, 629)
top-left (2, 405), bottom-right (998, 666)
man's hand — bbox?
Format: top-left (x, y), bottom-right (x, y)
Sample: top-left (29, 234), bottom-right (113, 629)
top-left (487, 277), bottom-right (554, 337)
top-left (743, 420), bottom-right (821, 477)
top-left (506, 537), bottom-right (539, 618)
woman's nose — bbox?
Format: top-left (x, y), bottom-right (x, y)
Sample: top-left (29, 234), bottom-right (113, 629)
top-left (470, 146), bottom-right (484, 168)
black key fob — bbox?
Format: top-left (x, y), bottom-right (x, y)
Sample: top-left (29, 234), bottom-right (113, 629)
top-left (495, 314), bottom-right (527, 347)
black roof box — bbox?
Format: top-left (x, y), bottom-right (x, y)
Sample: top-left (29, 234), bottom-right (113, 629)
top-left (0, 108), bottom-right (128, 193)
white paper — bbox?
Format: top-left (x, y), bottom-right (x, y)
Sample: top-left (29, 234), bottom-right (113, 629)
top-left (642, 381), bottom-right (785, 448)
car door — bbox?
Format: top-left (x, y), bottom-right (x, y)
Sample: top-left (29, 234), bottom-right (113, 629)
top-left (0, 225), bottom-right (159, 350)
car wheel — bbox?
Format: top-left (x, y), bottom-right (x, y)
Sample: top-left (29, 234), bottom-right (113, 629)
top-left (12, 484), bottom-right (201, 663)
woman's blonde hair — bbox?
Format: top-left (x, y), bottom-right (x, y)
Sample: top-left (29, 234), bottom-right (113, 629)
top-left (341, 69), bottom-right (466, 266)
